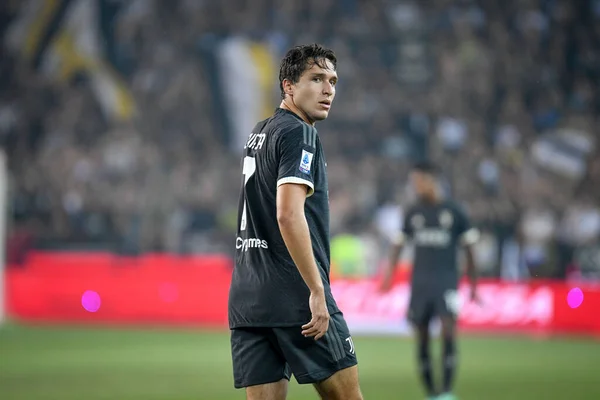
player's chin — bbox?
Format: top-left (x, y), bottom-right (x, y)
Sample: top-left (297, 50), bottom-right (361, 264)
top-left (311, 109), bottom-right (330, 121)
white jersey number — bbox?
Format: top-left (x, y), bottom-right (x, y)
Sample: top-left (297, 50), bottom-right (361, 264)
top-left (240, 156), bottom-right (256, 231)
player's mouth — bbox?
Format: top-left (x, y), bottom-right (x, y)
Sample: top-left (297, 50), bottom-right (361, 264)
top-left (318, 100), bottom-right (331, 110)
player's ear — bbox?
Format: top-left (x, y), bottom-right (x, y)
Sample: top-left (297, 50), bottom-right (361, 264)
top-left (282, 79), bottom-right (294, 97)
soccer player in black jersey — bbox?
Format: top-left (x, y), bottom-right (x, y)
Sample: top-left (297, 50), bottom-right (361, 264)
top-left (380, 162), bottom-right (480, 400)
top-left (228, 44), bottom-right (363, 400)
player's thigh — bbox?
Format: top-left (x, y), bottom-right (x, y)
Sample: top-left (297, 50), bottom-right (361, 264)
top-left (313, 364), bottom-right (363, 400)
top-left (273, 313), bottom-right (359, 387)
top-left (439, 315), bottom-right (457, 339)
top-left (245, 379), bottom-right (288, 400)
top-left (230, 328), bottom-right (291, 390)
top-left (412, 321), bottom-right (430, 344)
top-left (408, 294), bottom-right (435, 328)
top-left (436, 289), bottom-right (460, 336)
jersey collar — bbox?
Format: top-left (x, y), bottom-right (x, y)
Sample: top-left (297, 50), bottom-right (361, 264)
top-left (276, 108), bottom-right (306, 123)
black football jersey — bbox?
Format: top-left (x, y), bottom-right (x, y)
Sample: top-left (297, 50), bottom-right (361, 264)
top-left (401, 200), bottom-right (478, 293)
top-left (228, 108), bottom-right (340, 328)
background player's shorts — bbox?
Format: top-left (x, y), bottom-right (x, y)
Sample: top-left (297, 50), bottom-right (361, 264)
top-left (230, 312), bottom-right (357, 388)
top-left (408, 289), bottom-right (460, 326)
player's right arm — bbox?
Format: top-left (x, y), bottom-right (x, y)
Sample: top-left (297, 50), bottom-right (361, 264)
top-left (455, 204), bottom-right (481, 303)
top-left (380, 234), bottom-right (404, 293)
top-left (380, 210), bottom-right (413, 292)
top-left (275, 125), bottom-right (329, 340)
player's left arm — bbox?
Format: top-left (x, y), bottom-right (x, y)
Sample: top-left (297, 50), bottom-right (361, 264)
top-left (463, 240), bottom-right (479, 302)
top-left (380, 210), bottom-right (413, 292)
top-left (455, 205), bottom-right (480, 302)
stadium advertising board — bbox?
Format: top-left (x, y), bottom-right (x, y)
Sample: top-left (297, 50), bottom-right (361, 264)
top-left (332, 280), bottom-right (556, 335)
top-left (6, 252), bottom-right (600, 337)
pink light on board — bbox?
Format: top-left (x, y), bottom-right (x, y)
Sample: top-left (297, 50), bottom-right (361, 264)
top-left (567, 287), bottom-right (584, 309)
top-left (81, 290), bottom-right (101, 312)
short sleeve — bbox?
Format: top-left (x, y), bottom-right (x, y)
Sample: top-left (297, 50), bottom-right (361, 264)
top-left (276, 124), bottom-right (317, 197)
top-left (392, 209), bottom-right (413, 245)
top-left (454, 204), bottom-right (479, 246)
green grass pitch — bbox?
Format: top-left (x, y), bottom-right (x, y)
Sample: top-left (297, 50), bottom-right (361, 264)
top-left (1, 323), bottom-right (599, 399)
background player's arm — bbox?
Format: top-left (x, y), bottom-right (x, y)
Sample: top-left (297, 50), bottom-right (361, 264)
top-left (380, 212), bottom-right (413, 292)
top-left (457, 207), bottom-right (480, 301)
top-left (463, 244), bottom-right (478, 301)
top-left (380, 233), bottom-right (405, 292)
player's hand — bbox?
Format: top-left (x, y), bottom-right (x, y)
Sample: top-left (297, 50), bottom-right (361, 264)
top-left (379, 276), bottom-right (393, 293)
top-left (379, 267), bottom-right (394, 293)
top-left (302, 290), bottom-right (330, 340)
top-left (470, 289), bottom-right (483, 306)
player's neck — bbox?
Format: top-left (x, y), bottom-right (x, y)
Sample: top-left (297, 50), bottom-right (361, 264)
top-left (421, 194), bottom-right (442, 205)
top-left (280, 100), bottom-right (315, 126)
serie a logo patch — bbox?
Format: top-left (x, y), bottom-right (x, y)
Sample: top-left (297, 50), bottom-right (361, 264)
top-left (299, 150), bottom-right (314, 174)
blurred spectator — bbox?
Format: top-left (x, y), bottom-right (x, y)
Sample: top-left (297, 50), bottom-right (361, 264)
top-left (1, 0), bottom-right (599, 280)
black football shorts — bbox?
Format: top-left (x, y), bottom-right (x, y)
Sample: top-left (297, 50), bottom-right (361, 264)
top-left (230, 312), bottom-right (358, 388)
top-left (408, 289), bottom-right (461, 326)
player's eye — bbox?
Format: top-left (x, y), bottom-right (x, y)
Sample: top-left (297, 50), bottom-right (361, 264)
top-left (313, 77), bottom-right (322, 83)
top-left (330, 79), bottom-right (337, 86)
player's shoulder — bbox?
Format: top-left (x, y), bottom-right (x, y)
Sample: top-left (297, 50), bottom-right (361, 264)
top-left (403, 202), bottom-right (423, 222)
top-left (274, 110), bottom-right (307, 132)
top-left (271, 110), bottom-right (316, 147)
top-left (251, 117), bottom-right (271, 134)
top-left (441, 199), bottom-right (468, 216)
top-left (247, 110), bottom-right (303, 151)
top-left (250, 109), bottom-right (298, 135)
top-left (404, 203), bottom-right (418, 216)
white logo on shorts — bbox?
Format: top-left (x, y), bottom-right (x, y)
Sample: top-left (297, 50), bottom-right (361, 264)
top-left (345, 337), bottom-right (355, 354)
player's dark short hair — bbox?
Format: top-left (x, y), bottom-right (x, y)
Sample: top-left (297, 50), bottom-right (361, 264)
top-left (412, 161), bottom-right (440, 176)
top-left (279, 44), bottom-right (337, 99)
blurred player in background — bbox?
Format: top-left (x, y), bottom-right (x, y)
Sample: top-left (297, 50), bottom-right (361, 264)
top-left (228, 44), bottom-right (363, 400)
top-left (380, 161), bottom-right (480, 400)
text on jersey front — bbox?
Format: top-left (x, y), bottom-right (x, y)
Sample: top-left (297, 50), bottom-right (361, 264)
top-left (236, 237), bottom-right (268, 252)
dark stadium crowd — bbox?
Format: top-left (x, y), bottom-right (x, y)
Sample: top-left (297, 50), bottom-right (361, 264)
top-left (1, 0), bottom-right (600, 280)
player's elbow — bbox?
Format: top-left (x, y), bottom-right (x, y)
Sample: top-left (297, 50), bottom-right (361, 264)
top-left (277, 207), bottom-right (303, 227)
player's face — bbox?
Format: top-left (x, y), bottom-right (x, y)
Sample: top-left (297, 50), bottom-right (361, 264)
top-left (289, 59), bottom-right (337, 122)
top-left (410, 171), bottom-right (436, 199)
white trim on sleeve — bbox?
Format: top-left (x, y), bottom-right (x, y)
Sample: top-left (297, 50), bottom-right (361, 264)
top-left (391, 232), bottom-right (405, 245)
top-left (460, 228), bottom-right (480, 246)
top-left (277, 177), bottom-right (315, 197)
